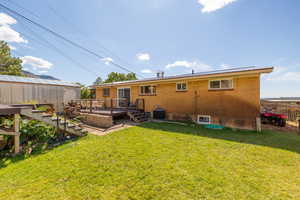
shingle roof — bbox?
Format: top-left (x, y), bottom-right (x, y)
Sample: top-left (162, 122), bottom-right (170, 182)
top-left (0, 75), bottom-right (80, 87)
top-left (95, 66), bottom-right (273, 87)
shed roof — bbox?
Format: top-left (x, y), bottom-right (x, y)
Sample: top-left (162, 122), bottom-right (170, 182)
top-left (93, 66), bottom-right (274, 87)
top-left (262, 97), bottom-right (300, 102)
top-left (0, 75), bottom-right (80, 87)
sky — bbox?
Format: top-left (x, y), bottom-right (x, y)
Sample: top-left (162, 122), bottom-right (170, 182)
top-left (0, 0), bottom-right (300, 97)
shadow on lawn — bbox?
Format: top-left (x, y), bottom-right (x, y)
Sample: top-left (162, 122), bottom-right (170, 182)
top-left (0, 137), bottom-right (81, 169)
top-left (139, 122), bottom-right (300, 154)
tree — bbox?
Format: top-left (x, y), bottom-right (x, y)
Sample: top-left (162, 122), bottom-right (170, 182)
top-left (80, 86), bottom-right (91, 99)
top-left (0, 41), bottom-right (23, 76)
top-left (93, 77), bottom-right (103, 85)
top-left (103, 72), bottom-right (137, 83)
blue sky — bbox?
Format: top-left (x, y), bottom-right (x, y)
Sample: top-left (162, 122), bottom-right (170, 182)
top-left (0, 0), bottom-right (300, 97)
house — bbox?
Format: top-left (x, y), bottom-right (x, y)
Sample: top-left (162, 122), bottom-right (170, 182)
top-left (93, 66), bottom-right (273, 130)
top-left (0, 74), bottom-right (80, 112)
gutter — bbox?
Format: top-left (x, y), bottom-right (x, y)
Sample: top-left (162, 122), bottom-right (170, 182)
top-left (92, 67), bottom-right (274, 88)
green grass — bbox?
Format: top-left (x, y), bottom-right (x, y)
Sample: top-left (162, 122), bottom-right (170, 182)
top-left (0, 122), bottom-right (300, 200)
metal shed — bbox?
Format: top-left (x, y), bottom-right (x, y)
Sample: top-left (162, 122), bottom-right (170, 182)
top-left (0, 75), bottom-right (80, 112)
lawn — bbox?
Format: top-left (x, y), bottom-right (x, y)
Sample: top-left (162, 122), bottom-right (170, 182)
top-left (0, 122), bottom-right (300, 200)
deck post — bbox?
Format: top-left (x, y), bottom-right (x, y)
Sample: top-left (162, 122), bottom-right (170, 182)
top-left (110, 98), bottom-right (113, 115)
top-left (89, 99), bottom-right (93, 113)
top-left (256, 117), bottom-right (262, 133)
top-left (14, 114), bottom-right (20, 154)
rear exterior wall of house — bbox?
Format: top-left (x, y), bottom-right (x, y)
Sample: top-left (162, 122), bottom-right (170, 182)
top-left (96, 75), bottom-right (261, 130)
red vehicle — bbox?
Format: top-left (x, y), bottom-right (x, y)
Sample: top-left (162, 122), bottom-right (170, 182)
top-left (261, 112), bottom-right (287, 127)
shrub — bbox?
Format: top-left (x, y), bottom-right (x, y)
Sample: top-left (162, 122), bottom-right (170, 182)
top-left (20, 120), bottom-right (56, 144)
top-left (0, 118), bottom-right (56, 155)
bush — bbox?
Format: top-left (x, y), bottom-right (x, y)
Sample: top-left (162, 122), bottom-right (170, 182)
top-left (20, 120), bottom-right (56, 144)
top-left (0, 118), bottom-right (56, 155)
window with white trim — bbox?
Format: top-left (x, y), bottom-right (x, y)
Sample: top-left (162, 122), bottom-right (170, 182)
top-left (197, 115), bottom-right (211, 124)
top-left (176, 83), bottom-right (187, 91)
top-left (140, 85), bottom-right (156, 95)
top-left (209, 79), bottom-right (233, 90)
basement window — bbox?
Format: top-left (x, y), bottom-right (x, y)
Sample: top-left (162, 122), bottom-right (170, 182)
top-left (209, 79), bottom-right (233, 90)
top-left (103, 88), bottom-right (110, 97)
top-left (140, 85), bottom-right (156, 95)
top-left (176, 83), bottom-right (187, 91)
top-left (197, 115), bottom-right (211, 124)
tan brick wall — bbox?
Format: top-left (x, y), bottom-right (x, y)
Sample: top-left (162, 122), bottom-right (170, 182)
top-left (80, 113), bottom-right (113, 128)
top-left (95, 75), bottom-right (261, 130)
top-left (96, 87), bottom-right (117, 107)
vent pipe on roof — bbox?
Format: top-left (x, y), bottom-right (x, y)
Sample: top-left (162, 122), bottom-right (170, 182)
top-left (156, 72), bottom-right (160, 78)
top-left (156, 71), bottom-right (165, 78)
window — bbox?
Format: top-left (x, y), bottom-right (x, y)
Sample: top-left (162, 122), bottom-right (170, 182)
top-left (197, 115), bottom-right (211, 124)
top-left (90, 89), bottom-right (96, 99)
top-left (140, 85), bottom-right (156, 95)
top-left (103, 88), bottom-right (110, 97)
top-left (209, 79), bottom-right (233, 90)
top-left (176, 83), bottom-right (187, 91)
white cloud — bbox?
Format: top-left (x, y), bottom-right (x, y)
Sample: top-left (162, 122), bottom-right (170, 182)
top-left (267, 72), bottom-right (300, 81)
top-left (264, 66), bottom-right (300, 81)
top-left (102, 57), bottom-right (113, 65)
top-left (0, 26), bottom-right (27, 43)
top-left (136, 53), bottom-right (150, 61)
top-left (197, 0), bottom-right (237, 13)
top-left (141, 69), bottom-right (153, 74)
top-left (0, 13), bottom-right (17, 26)
top-left (165, 60), bottom-right (212, 72)
top-left (21, 56), bottom-right (53, 69)
top-left (38, 70), bottom-right (48, 74)
top-left (8, 45), bottom-right (16, 50)
top-left (220, 64), bottom-right (231, 69)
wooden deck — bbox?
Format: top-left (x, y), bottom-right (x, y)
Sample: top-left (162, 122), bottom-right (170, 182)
top-left (0, 104), bottom-right (21, 115)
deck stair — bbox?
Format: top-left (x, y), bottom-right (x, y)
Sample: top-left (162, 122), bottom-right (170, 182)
top-left (20, 108), bottom-right (87, 136)
top-left (127, 110), bottom-right (148, 123)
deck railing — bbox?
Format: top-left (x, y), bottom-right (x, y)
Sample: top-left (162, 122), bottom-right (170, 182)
top-left (69, 98), bottom-right (145, 114)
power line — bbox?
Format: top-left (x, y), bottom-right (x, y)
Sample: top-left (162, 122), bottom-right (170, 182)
top-left (44, 1), bottom-right (136, 68)
top-left (2, 0), bottom-right (40, 19)
top-left (0, 3), bottom-right (143, 78)
top-left (16, 20), bottom-right (98, 76)
top-left (8, 0), bottom-right (133, 68)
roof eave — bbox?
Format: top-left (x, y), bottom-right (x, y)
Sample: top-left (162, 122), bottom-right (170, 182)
top-left (93, 67), bottom-right (274, 88)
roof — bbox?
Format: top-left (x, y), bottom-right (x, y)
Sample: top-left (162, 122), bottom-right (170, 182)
top-left (94, 66), bottom-right (274, 87)
top-left (0, 75), bottom-right (80, 87)
top-left (262, 97), bottom-right (300, 102)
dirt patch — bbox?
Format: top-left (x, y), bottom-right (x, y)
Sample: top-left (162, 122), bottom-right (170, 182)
top-left (262, 124), bottom-right (299, 134)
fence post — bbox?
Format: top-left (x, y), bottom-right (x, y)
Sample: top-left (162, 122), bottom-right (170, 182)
top-left (14, 114), bottom-right (20, 154)
top-left (63, 106), bottom-right (67, 138)
top-left (56, 112), bottom-right (60, 138)
top-left (298, 119), bottom-right (300, 134)
top-left (256, 117), bottom-right (262, 133)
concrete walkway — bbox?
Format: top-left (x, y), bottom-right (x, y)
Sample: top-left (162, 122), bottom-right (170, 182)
top-left (82, 123), bottom-right (137, 136)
